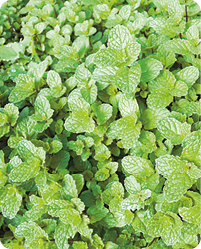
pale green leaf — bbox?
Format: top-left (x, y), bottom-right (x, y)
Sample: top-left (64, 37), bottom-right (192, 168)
top-left (2, 192), bottom-right (22, 219)
top-left (175, 66), bottom-right (199, 88)
top-left (81, 84), bottom-right (97, 104)
top-left (147, 211), bottom-right (182, 246)
top-left (179, 206), bottom-right (201, 227)
top-left (62, 174), bottom-right (78, 198)
top-left (124, 175), bottom-right (141, 194)
top-left (122, 156), bottom-right (154, 177)
top-left (9, 158), bottom-right (40, 182)
top-left (108, 25), bottom-right (132, 50)
top-left (157, 117), bottom-right (191, 145)
top-left (3, 103), bottom-right (19, 126)
top-left (33, 96), bottom-right (54, 121)
top-left (116, 64), bottom-right (141, 93)
top-left (64, 111), bottom-right (95, 133)
top-left (164, 173), bottom-right (192, 203)
top-left (47, 70), bottom-right (62, 90)
top-left (107, 118), bottom-right (142, 149)
top-left (167, 39), bottom-right (192, 55)
top-left (119, 94), bottom-right (139, 118)
top-left (147, 88), bottom-right (173, 109)
top-left (139, 57), bottom-right (163, 82)
top-left (54, 222), bottom-right (75, 249)
top-left (95, 104), bottom-right (113, 125)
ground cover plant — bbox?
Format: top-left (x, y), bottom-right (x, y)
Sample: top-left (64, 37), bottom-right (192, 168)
top-left (0, 0), bottom-right (201, 248)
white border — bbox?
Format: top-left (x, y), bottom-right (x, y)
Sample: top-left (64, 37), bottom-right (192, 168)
top-left (0, 0), bottom-right (6, 6)
top-left (0, 0), bottom-right (200, 248)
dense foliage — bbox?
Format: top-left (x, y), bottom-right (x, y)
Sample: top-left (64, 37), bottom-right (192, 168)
top-left (0, 0), bottom-right (201, 248)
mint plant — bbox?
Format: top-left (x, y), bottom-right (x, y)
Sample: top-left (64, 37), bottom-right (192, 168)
top-left (0, 0), bottom-right (201, 248)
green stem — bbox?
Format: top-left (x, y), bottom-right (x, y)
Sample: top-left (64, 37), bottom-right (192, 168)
top-left (53, 6), bottom-right (58, 18)
top-left (185, 0), bottom-right (188, 23)
top-left (35, 33), bottom-right (42, 47)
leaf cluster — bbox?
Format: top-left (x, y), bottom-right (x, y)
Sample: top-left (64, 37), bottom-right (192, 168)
top-left (0, 0), bottom-right (201, 248)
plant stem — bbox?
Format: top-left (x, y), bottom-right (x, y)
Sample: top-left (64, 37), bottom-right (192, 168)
top-left (53, 6), bottom-right (58, 18)
top-left (185, 0), bottom-right (188, 23)
top-left (148, 238), bottom-right (158, 247)
top-left (35, 33), bottom-right (42, 47)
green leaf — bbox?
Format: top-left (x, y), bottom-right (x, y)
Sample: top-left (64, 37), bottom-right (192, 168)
top-left (157, 117), bottom-right (191, 145)
top-left (95, 168), bottom-right (110, 181)
top-left (107, 118), bottom-right (142, 149)
top-left (9, 74), bottom-right (35, 103)
top-left (0, 111), bottom-right (8, 127)
top-left (68, 97), bottom-right (90, 113)
top-left (81, 83), bottom-right (97, 104)
top-left (73, 241), bottom-right (88, 249)
top-left (168, 0), bottom-right (184, 23)
top-left (119, 5), bottom-right (131, 20)
top-left (95, 104), bottom-right (113, 125)
top-left (94, 47), bottom-right (120, 67)
top-left (17, 140), bottom-right (36, 159)
top-left (131, 211), bottom-right (147, 233)
top-left (49, 140), bottom-right (63, 154)
top-left (64, 111), bottom-right (95, 133)
top-left (147, 211), bottom-right (182, 246)
top-left (54, 222), bottom-right (75, 249)
top-left (175, 66), bottom-right (199, 88)
top-left (122, 156), bottom-right (154, 177)
top-left (108, 25), bottom-right (132, 50)
top-left (47, 70), bottom-right (63, 91)
top-left (159, 196), bottom-right (193, 214)
top-left (77, 214), bottom-right (91, 238)
top-left (139, 130), bottom-right (157, 153)
top-left (94, 143), bottom-right (111, 161)
top-left (149, 17), bottom-right (176, 37)
top-left (147, 88), bottom-right (173, 109)
top-left (156, 69), bottom-right (176, 89)
top-left (181, 139), bottom-right (201, 166)
top-left (2, 192), bottom-right (22, 219)
top-left (170, 80), bottom-right (188, 97)
top-left (164, 173), bottom-right (192, 203)
top-left (71, 198), bottom-right (85, 213)
top-left (58, 208), bottom-right (81, 227)
top-left (33, 96), bottom-right (54, 122)
top-left (75, 64), bottom-right (92, 86)
top-left (62, 174), bottom-right (78, 198)
top-left (3, 103), bottom-right (19, 126)
top-left (141, 172), bottom-right (159, 191)
top-left (17, 140), bottom-right (45, 163)
top-left (0, 43), bottom-right (20, 60)
top-left (139, 58), bottom-right (163, 82)
top-left (186, 25), bottom-right (199, 43)
top-left (142, 108), bottom-right (169, 130)
top-left (166, 39), bottom-right (192, 55)
top-left (93, 66), bottom-right (117, 90)
top-left (124, 175), bottom-right (141, 194)
top-left (181, 221), bottom-right (200, 236)
top-left (23, 195), bottom-right (47, 222)
top-left (156, 155), bottom-right (186, 178)
top-left (29, 56), bottom-right (52, 83)
top-left (72, 174), bottom-right (85, 195)
top-left (48, 200), bottom-right (73, 217)
top-left (9, 158), bottom-right (40, 182)
top-left (15, 221), bottom-right (48, 242)
top-left (119, 94), bottom-right (139, 118)
top-left (179, 206), bottom-right (201, 227)
top-left (87, 205), bottom-right (109, 223)
top-left (116, 64), bottom-right (141, 93)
